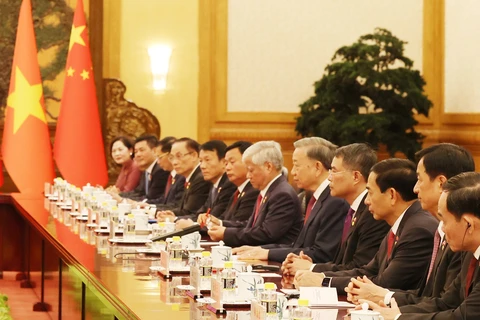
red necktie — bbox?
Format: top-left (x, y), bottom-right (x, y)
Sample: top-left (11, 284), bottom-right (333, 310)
top-left (465, 257), bottom-right (478, 297)
top-left (230, 190), bottom-right (240, 209)
top-left (341, 208), bottom-right (355, 242)
top-left (252, 194), bottom-right (263, 226)
top-left (387, 231), bottom-right (395, 258)
top-left (164, 175), bottom-right (172, 196)
top-left (304, 196), bottom-right (316, 225)
top-left (426, 230), bottom-right (441, 282)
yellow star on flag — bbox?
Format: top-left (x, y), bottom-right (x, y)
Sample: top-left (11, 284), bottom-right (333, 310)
top-left (69, 24), bottom-right (86, 51)
top-left (67, 66), bottom-right (75, 77)
top-left (7, 66), bottom-right (46, 134)
top-left (80, 69), bottom-right (89, 80)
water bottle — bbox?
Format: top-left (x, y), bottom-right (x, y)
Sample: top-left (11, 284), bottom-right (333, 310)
top-left (221, 261), bottom-right (236, 303)
top-left (199, 251), bottom-right (213, 291)
top-left (169, 236), bottom-right (183, 270)
top-left (123, 214), bottom-right (136, 240)
top-left (292, 299), bottom-right (312, 320)
top-left (260, 282), bottom-right (278, 319)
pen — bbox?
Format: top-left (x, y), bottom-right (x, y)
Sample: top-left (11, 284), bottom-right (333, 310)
top-left (201, 208), bottom-right (211, 228)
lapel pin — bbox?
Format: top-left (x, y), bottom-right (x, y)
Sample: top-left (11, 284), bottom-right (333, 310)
top-left (262, 196), bottom-right (267, 204)
top-left (351, 217), bottom-right (357, 226)
top-left (240, 192), bottom-right (245, 198)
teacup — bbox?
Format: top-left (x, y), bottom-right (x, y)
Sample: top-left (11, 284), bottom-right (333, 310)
top-left (211, 244), bottom-right (232, 267)
top-left (181, 232), bottom-right (201, 249)
top-left (350, 310), bottom-right (384, 320)
top-left (237, 272), bottom-right (264, 301)
top-left (233, 261), bottom-right (247, 273)
top-left (134, 214), bottom-right (149, 230)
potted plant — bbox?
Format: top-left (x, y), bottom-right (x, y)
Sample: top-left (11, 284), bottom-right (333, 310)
top-left (295, 28), bottom-right (432, 160)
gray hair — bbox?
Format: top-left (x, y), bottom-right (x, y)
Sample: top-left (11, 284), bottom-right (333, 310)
top-left (242, 141), bottom-right (284, 171)
top-left (294, 137), bottom-right (338, 170)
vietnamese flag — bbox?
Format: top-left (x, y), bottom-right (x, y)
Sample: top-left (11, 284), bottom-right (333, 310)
top-left (2, 0), bottom-right (55, 194)
top-left (54, 0), bottom-right (108, 187)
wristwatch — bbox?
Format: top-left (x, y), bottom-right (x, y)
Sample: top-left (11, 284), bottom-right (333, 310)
top-left (321, 276), bottom-right (332, 287)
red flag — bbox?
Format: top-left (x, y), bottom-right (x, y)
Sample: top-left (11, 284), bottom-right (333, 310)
top-left (1, 0), bottom-right (54, 194)
top-left (54, 0), bottom-right (108, 187)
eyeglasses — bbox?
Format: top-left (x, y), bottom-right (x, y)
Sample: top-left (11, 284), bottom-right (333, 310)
top-left (328, 169), bottom-right (351, 175)
top-left (157, 153), bottom-right (169, 159)
top-left (168, 152), bottom-right (193, 161)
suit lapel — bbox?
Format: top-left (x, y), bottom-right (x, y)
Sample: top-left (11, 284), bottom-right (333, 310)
top-left (180, 166), bottom-right (200, 209)
top-left (388, 201), bottom-right (421, 260)
top-left (253, 176), bottom-right (285, 225)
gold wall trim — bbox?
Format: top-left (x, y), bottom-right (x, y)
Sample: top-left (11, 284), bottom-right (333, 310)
top-left (198, 0), bottom-right (298, 143)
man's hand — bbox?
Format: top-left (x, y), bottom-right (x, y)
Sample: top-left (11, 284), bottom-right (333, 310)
top-left (134, 202), bottom-right (151, 209)
top-left (345, 276), bottom-right (389, 305)
top-left (197, 213), bottom-right (221, 227)
top-left (208, 226), bottom-right (226, 241)
top-left (357, 298), bottom-right (401, 320)
top-left (282, 251), bottom-right (314, 276)
top-left (176, 218), bottom-right (194, 229)
top-left (156, 210), bottom-right (176, 222)
top-left (233, 247), bottom-right (269, 260)
top-left (294, 270), bottom-right (324, 288)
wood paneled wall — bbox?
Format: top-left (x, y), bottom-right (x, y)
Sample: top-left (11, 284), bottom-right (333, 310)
top-left (198, 0), bottom-right (480, 169)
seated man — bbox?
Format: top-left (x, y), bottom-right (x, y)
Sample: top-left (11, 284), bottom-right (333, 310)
top-left (197, 141), bottom-right (259, 228)
top-left (294, 159), bottom-right (438, 294)
top-left (346, 143), bottom-right (474, 306)
top-left (282, 143), bottom-right (389, 275)
top-left (362, 172), bottom-right (480, 319)
top-left (156, 138), bottom-right (210, 220)
top-left (112, 135), bottom-right (169, 202)
top-left (175, 140), bottom-right (236, 228)
top-left (148, 136), bottom-right (185, 208)
top-left (208, 141), bottom-right (303, 247)
top-left (232, 137), bottom-right (350, 263)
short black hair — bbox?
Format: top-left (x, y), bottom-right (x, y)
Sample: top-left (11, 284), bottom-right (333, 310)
top-left (135, 135), bottom-right (158, 149)
top-left (110, 136), bottom-right (134, 152)
top-left (225, 141), bottom-right (253, 155)
top-left (175, 137), bottom-right (201, 154)
top-left (415, 143), bottom-right (475, 180)
top-left (335, 143), bottom-right (377, 181)
top-left (157, 136), bottom-right (176, 153)
top-left (442, 172), bottom-right (480, 221)
top-left (371, 158), bottom-right (417, 202)
top-left (200, 140), bottom-right (227, 159)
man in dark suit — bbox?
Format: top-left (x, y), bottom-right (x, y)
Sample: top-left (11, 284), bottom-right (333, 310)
top-left (294, 159), bottom-right (438, 294)
top-left (232, 137), bottom-right (350, 263)
top-left (115, 135), bottom-right (169, 202)
top-left (156, 138), bottom-right (210, 220)
top-left (361, 172), bottom-right (480, 320)
top-left (147, 136), bottom-right (185, 208)
top-left (282, 143), bottom-right (390, 274)
top-left (175, 140), bottom-right (236, 228)
top-left (208, 141), bottom-right (303, 247)
top-left (346, 143), bottom-right (474, 305)
top-left (197, 141), bottom-right (259, 228)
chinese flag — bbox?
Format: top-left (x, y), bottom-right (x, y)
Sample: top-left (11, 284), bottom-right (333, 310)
top-left (1, 0), bottom-right (54, 194)
top-left (54, 0), bottom-right (108, 187)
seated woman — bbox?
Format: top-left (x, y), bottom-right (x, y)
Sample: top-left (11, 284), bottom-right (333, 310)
top-left (109, 136), bottom-right (141, 192)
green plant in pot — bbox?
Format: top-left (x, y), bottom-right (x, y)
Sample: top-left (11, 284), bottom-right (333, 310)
top-left (295, 28), bottom-right (432, 160)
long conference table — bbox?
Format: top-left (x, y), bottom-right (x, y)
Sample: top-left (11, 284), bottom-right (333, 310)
top-left (1, 193), bottom-right (350, 319)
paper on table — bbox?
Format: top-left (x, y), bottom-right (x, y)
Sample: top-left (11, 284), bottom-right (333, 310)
top-left (254, 272), bottom-right (282, 278)
top-left (299, 287), bottom-right (338, 305)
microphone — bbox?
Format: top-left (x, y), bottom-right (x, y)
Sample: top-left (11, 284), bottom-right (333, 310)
top-left (151, 223), bottom-right (201, 242)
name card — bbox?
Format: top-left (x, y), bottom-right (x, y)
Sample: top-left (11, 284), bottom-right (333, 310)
top-left (190, 264), bottom-right (200, 295)
top-left (211, 278), bottom-right (223, 310)
top-left (299, 287), bottom-right (338, 306)
top-left (160, 250), bottom-right (170, 276)
top-left (250, 299), bottom-right (266, 320)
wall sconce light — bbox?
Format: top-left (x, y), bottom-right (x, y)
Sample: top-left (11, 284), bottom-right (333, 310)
top-left (148, 45), bottom-right (172, 91)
